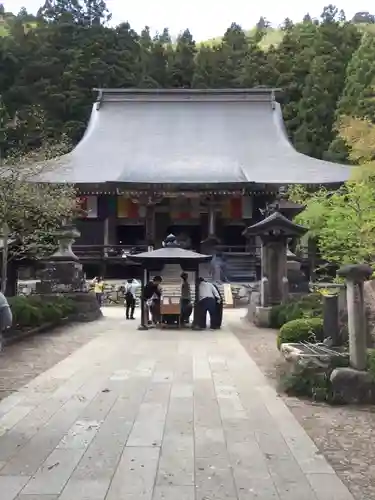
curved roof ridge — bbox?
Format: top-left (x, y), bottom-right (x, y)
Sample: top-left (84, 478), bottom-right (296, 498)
top-left (38, 89), bottom-right (351, 186)
top-left (271, 102), bottom-right (350, 175)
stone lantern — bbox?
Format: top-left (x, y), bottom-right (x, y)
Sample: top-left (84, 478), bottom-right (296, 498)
top-left (38, 223), bottom-right (85, 293)
top-left (243, 211), bottom-right (307, 326)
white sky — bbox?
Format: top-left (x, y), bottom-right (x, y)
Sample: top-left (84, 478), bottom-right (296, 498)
top-left (4, 0), bottom-right (375, 40)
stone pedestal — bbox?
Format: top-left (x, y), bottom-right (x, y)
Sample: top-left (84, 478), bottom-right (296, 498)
top-left (253, 306), bottom-right (272, 327)
top-left (261, 240), bottom-right (288, 306)
top-left (337, 264), bottom-right (373, 371)
top-left (287, 249), bottom-right (309, 293)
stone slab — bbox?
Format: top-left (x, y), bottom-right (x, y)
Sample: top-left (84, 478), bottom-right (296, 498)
top-left (21, 448), bottom-right (85, 495)
top-left (152, 485), bottom-right (195, 500)
top-left (0, 475), bottom-right (30, 500)
top-left (59, 478), bottom-right (110, 500)
top-left (105, 446), bottom-right (160, 500)
top-left (17, 496), bottom-right (58, 500)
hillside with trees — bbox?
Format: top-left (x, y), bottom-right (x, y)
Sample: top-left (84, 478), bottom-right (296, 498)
top-left (0, 1), bottom-right (374, 167)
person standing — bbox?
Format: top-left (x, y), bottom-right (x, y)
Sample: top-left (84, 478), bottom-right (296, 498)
top-left (211, 282), bottom-right (223, 329)
top-left (180, 272), bottom-right (192, 324)
top-left (143, 276), bottom-right (163, 324)
top-left (124, 278), bottom-right (140, 320)
top-left (93, 277), bottom-right (105, 306)
top-left (198, 278), bottom-right (221, 329)
top-left (0, 291), bottom-right (12, 352)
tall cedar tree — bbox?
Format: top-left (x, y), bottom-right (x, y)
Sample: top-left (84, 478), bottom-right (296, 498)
top-left (336, 32), bottom-right (375, 122)
top-left (294, 6), bottom-right (361, 159)
top-left (0, 2), bottom-right (374, 163)
top-left (169, 30), bottom-right (196, 88)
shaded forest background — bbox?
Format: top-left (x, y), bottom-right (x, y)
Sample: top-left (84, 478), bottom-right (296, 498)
top-left (1, 1), bottom-right (375, 167)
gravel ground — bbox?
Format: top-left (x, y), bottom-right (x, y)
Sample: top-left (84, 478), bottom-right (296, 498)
top-left (231, 316), bottom-right (375, 500)
top-left (0, 317), bottom-right (105, 401)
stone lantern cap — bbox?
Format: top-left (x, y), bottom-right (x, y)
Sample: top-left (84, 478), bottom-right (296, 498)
top-left (337, 264), bottom-right (373, 282)
top-left (242, 211), bottom-right (307, 239)
top-left (42, 224), bottom-right (81, 263)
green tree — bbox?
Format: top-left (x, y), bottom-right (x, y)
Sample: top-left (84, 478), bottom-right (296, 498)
top-left (214, 23), bottom-right (249, 87)
top-left (0, 138), bottom-right (77, 292)
top-left (38, 0), bottom-right (110, 25)
top-left (193, 45), bottom-right (219, 88)
top-left (256, 16), bottom-right (270, 30)
top-left (291, 181), bottom-right (375, 265)
top-left (235, 34), bottom-right (277, 87)
top-left (168, 29), bottom-right (196, 88)
top-left (335, 33), bottom-right (375, 122)
top-left (294, 10), bottom-right (361, 158)
top-left (274, 21), bottom-right (318, 138)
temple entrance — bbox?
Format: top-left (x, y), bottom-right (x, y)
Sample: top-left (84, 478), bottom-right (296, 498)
top-left (219, 224), bottom-right (246, 248)
top-left (166, 225), bottom-right (202, 251)
top-left (116, 224), bottom-right (145, 246)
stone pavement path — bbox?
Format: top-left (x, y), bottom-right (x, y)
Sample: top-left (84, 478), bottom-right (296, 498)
top-left (0, 308), bottom-right (354, 500)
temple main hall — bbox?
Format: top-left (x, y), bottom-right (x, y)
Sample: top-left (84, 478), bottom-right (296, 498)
top-left (41, 88), bottom-right (350, 279)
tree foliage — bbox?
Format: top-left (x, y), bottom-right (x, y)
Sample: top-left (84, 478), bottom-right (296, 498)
top-left (1, 3), bottom-right (375, 274)
top-left (0, 3), bottom-right (374, 163)
top-left (289, 182), bottom-right (375, 265)
top-left (0, 138), bottom-right (77, 255)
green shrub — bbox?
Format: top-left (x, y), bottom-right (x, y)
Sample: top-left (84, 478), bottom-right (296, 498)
top-left (8, 296), bottom-right (43, 328)
top-left (7, 294), bottom-right (77, 331)
top-left (278, 362), bottom-right (331, 401)
top-left (270, 293), bottom-right (323, 329)
top-left (277, 355), bottom-right (349, 402)
top-left (270, 303), bottom-right (304, 328)
top-left (277, 317), bottom-right (324, 349)
top-left (53, 296), bottom-right (76, 316)
top-left (42, 303), bottom-right (63, 323)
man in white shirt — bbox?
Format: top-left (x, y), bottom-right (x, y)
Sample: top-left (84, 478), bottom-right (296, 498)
top-left (124, 278), bottom-right (140, 320)
top-left (198, 278), bottom-right (221, 329)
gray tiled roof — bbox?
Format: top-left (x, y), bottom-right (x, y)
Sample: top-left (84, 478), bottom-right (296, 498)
top-left (42, 89), bottom-right (351, 185)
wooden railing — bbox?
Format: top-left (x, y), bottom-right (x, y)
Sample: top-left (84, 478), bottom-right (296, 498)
top-left (72, 244), bottom-right (148, 260)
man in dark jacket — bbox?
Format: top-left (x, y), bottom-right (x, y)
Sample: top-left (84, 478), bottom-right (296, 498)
top-left (143, 276), bottom-right (162, 324)
top-left (211, 283), bottom-right (223, 329)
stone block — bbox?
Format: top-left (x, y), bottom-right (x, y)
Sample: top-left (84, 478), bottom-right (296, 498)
top-left (58, 478), bottom-right (111, 500)
top-left (306, 472), bottom-right (354, 500)
top-left (126, 401), bottom-right (168, 447)
top-left (21, 448), bottom-right (85, 495)
top-left (105, 447), bottom-right (160, 500)
top-left (72, 419), bottom-right (133, 480)
top-left (330, 367), bottom-right (375, 404)
top-left (152, 485), bottom-right (195, 500)
top-left (57, 419), bottom-right (102, 450)
top-left (195, 455), bottom-right (237, 500)
top-left (156, 450), bottom-right (194, 486)
top-left (17, 496), bottom-right (58, 500)
top-left (69, 293), bottom-right (102, 322)
top-left (253, 306), bottom-right (272, 328)
top-left (0, 475), bottom-right (30, 500)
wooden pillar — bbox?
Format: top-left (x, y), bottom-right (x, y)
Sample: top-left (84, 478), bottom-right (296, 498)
top-left (145, 205), bottom-right (155, 246)
top-left (208, 202), bottom-right (216, 236)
